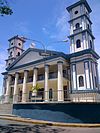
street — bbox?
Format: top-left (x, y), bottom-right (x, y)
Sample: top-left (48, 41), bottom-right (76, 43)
top-left (0, 119), bottom-right (100, 133)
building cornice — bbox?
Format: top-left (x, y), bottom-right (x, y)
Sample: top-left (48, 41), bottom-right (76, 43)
top-left (69, 48), bottom-right (100, 60)
top-left (8, 35), bottom-right (26, 43)
top-left (68, 14), bottom-right (92, 24)
top-left (5, 57), bottom-right (16, 61)
top-left (7, 46), bottom-right (24, 51)
top-left (67, 0), bottom-right (92, 13)
top-left (68, 29), bottom-right (95, 39)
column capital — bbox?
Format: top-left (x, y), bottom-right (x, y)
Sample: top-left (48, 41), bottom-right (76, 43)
top-left (57, 61), bottom-right (63, 64)
top-left (8, 74), bottom-right (12, 77)
top-left (33, 67), bottom-right (38, 70)
top-left (7, 74), bottom-right (12, 80)
top-left (24, 70), bottom-right (29, 73)
top-left (15, 72), bottom-right (19, 75)
top-left (45, 64), bottom-right (50, 67)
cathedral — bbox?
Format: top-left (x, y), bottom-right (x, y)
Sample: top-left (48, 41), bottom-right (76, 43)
top-left (2, 0), bottom-right (100, 103)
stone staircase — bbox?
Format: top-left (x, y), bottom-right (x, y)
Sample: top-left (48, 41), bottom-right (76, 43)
top-left (0, 104), bottom-right (13, 114)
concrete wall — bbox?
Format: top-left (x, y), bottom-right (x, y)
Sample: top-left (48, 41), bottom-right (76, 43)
top-left (13, 102), bottom-right (100, 123)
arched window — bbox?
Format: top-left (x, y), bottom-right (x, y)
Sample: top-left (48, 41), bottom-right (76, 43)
top-left (17, 52), bottom-right (20, 56)
top-left (75, 23), bottom-right (80, 29)
top-left (90, 40), bottom-right (92, 49)
top-left (79, 76), bottom-right (84, 87)
top-left (10, 51), bottom-right (12, 57)
top-left (76, 39), bottom-right (81, 48)
top-left (8, 63), bottom-right (11, 66)
top-left (87, 24), bottom-right (90, 29)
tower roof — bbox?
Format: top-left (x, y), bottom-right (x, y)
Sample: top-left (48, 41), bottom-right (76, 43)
top-left (67, 0), bottom-right (92, 13)
top-left (8, 35), bottom-right (26, 43)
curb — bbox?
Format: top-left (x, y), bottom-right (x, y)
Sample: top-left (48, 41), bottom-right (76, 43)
top-left (0, 116), bottom-right (100, 128)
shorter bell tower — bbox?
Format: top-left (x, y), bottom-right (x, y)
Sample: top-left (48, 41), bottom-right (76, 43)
top-left (6, 35), bottom-right (25, 67)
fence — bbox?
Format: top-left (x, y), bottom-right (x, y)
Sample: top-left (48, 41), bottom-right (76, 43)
top-left (1, 90), bottom-right (100, 104)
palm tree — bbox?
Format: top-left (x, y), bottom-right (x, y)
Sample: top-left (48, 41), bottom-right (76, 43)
top-left (31, 83), bottom-right (40, 96)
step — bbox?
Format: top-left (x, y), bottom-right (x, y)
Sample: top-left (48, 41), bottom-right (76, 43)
top-left (0, 104), bottom-right (13, 114)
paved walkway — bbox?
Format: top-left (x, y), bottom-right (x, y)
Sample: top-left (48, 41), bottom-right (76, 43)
top-left (0, 115), bottom-right (100, 133)
top-left (0, 119), bottom-right (100, 133)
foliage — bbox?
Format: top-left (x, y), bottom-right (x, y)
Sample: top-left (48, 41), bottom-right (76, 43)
top-left (31, 83), bottom-right (40, 92)
top-left (0, 0), bottom-right (13, 16)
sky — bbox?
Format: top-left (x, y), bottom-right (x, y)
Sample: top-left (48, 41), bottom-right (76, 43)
top-left (0, 0), bottom-right (100, 95)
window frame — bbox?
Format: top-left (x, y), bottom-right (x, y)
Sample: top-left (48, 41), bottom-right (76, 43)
top-left (76, 39), bottom-right (81, 48)
top-left (75, 23), bottom-right (80, 29)
top-left (79, 76), bottom-right (84, 87)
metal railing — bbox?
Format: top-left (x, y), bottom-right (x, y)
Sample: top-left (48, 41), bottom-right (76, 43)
top-left (1, 90), bottom-right (100, 104)
top-left (10, 73), bottom-right (69, 85)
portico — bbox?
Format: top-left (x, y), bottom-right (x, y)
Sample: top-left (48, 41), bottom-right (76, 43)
top-left (4, 56), bottom-right (70, 103)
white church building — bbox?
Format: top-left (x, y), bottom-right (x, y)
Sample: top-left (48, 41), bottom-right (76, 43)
top-left (2, 0), bottom-right (100, 103)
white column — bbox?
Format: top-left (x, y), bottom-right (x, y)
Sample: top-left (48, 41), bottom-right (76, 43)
top-left (5, 75), bottom-right (11, 103)
top-left (13, 72), bottom-right (19, 103)
top-left (72, 65), bottom-right (77, 90)
top-left (45, 65), bottom-right (49, 101)
top-left (83, 34), bottom-right (86, 49)
top-left (57, 61), bottom-right (63, 101)
top-left (32, 68), bottom-right (38, 96)
top-left (82, 18), bottom-right (85, 30)
top-left (85, 62), bottom-right (90, 89)
top-left (71, 38), bottom-right (74, 53)
top-left (89, 62), bottom-right (93, 89)
top-left (22, 70), bottom-right (28, 102)
top-left (70, 24), bottom-right (73, 35)
top-left (33, 68), bottom-right (38, 87)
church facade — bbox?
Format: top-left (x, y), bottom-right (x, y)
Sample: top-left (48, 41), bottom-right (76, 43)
top-left (2, 0), bottom-right (100, 103)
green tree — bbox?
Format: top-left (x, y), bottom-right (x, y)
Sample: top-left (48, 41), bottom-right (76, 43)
top-left (0, 0), bottom-right (13, 16)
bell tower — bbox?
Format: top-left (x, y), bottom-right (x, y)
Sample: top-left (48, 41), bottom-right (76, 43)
top-left (67, 0), bottom-right (94, 54)
top-left (6, 35), bottom-right (25, 67)
top-left (67, 0), bottom-right (100, 93)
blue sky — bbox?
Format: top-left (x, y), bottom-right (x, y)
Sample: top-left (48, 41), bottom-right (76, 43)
top-left (0, 0), bottom-right (100, 95)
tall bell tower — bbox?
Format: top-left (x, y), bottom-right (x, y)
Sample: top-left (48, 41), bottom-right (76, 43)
top-left (6, 35), bottom-right (25, 67)
top-left (67, 0), bottom-right (100, 94)
top-left (67, 0), bottom-right (94, 54)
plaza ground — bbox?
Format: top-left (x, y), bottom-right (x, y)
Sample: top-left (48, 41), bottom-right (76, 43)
top-left (0, 119), bottom-right (100, 133)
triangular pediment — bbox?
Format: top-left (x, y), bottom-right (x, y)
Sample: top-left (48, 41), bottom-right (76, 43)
top-left (7, 48), bottom-right (66, 71)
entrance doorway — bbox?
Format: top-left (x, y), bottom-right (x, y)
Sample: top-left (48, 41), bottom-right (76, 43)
top-left (49, 88), bottom-right (53, 101)
top-left (63, 86), bottom-right (67, 101)
top-left (19, 90), bottom-right (22, 102)
top-left (37, 88), bottom-right (44, 101)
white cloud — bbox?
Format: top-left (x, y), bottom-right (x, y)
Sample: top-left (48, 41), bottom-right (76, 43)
top-left (50, 11), bottom-right (69, 40)
top-left (42, 27), bottom-right (49, 35)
